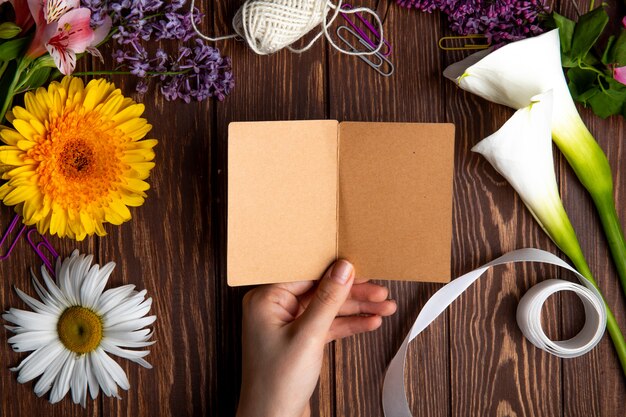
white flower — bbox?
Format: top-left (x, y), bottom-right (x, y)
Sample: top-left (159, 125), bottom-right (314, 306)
top-left (443, 29), bottom-right (613, 193)
top-left (443, 30), bottom-right (574, 130)
top-left (472, 90), bottom-right (578, 249)
top-left (3, 250), bottom-right (155, 406)
top-left (448, 28), bottom-right (626, 377)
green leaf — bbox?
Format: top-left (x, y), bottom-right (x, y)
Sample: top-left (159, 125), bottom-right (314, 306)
top-left (582, 52), bottom-right (600, 66)
top-left (552, 12), bottom-right (576, 54)
top-left (0, 37), bottom-right (28, 61)
top-left (18, 66), bottom-right (51, 93)
top-left (614, 30), bottom-right (626, 66)
top-left (602, 35), bottom-right (616, 65)
top-left (606, 77), bottom-right (626, 92)
top-left (0, 22), bottom-right (21, 40)
top-left (576, 87), bottom-right (601, 104)
top-left (562, 55), bottom-right (578, 68)
top-left (567, 66), bottom-right (598, 94)
top-left (568, 67), bottom-right (601, 105)
top-left (571, 6), bottom-right (609, 60)
top-left (588, 87), bottom-right (626, 118)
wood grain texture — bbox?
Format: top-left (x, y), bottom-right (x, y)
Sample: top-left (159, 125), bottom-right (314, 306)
top-left (441, 23), bottom-right (567, 417)
top-left (212, 1), bottom-right (329, 415)
top-left (0, 0), bottom-right (624, 416)
top-left (329, 2), bottom-right (450, 416)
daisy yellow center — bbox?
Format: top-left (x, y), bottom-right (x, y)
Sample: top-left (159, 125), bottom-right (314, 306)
top-left (28, 108), bottom-right (126, 210)
top-left (57, 306), bottom-right (103, 354)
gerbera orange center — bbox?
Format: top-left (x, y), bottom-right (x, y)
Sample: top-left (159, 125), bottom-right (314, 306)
top-left (59, 139), bottom-right (94, 178)
top-left (57, 306), bottom-right (103, 354)
top-left (28, 107), bottom-right (127, 210)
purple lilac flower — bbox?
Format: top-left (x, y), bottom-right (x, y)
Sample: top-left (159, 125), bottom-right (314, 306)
top-left (397, 0), bottom-right (549, 43)
top-left (81, 0), bottom-right (234, 102)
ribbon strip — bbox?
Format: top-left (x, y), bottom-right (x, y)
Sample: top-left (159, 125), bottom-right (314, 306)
top-left (382, 248), bottom-right (606, 417)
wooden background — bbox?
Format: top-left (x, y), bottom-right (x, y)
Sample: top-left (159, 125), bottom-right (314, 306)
top-left (1, 0), bottom-right (625, 415)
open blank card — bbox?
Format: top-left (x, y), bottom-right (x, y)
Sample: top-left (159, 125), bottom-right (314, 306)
top-left (227, 121), bottom-right (455, 286)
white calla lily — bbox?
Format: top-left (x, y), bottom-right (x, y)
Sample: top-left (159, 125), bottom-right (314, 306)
top-left (445, 30), bottom-right (613, 194)
top-left (445, 30), bottom-right (575, 130)
top-left (473, 90), bottom-right (626, 375)
top-left (472, 91), bottom-right (580, 258)
top-left (445, 29), bottom-right (626, 352)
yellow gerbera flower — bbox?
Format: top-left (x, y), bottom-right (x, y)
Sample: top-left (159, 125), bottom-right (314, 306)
top-left (0, 77), bottom-right (157, 240)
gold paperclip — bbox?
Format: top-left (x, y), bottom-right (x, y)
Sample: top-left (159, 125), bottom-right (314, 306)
top-left (438, 34), bottom-right (491, 51)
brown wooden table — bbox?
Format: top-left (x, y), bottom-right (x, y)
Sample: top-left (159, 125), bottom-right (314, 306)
top-left (1, 0), bottom-right (625, 416)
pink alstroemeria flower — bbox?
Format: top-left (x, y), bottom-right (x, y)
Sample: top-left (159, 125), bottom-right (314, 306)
top-left (615, 66), bottom-right (626, 86)
top-left (612, 17), bottom-right (626, 86)
top-left (25, 0), bottom-right (111, 75)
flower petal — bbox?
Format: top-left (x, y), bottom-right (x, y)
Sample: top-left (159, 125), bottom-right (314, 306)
top-left (3, 308), bottom-right (58, 331)
top-left (41, 264), bottom-right (70, 307)
top-left (81, 261), bottom-right (114, 309)
top-left (8, 330), bottom-right (57, 352)
top-left (102, 337), bottom-right (155, 349)
top-left (49, 8), bottom-right (94, 51)
top-left (15, 287), bottom-right (61, 315)
top-left (0, 128), bottom-right (25, 146)
top-left (104, 315), bottom-right (156, 333)
top-left (91, 14), bottom-right (111, 45)
top-left (14, 342), bottom-right (64, 383)
top-left (85, 351), bottom-right (100, 399)
top-left (43, 0), bottom-right (80, 23)
top-left (46, 42), bottom-right (77, 75)
top-left (33, 348), bottom-right (71, 397)
top-left (103, 294), bottom-right (151, 327)
top-left (96, 284), bottom-right (135, 315)
top-left (70, 354), bottom-right (88, 406)
top-left (104, 328), bottom-right (153, 343)
top-left (614, 66), bottom-right (626, 86)
top-left (99, 340), bottom-right (152, 368)
top-left (443, 29), bottom-right (582, 137)
top-left (97, 349), bottom-right (130, 390)
top-left (57, 251), bottom-right (79, 305)
top-left (90, 348), bottom-right (119, 398)
top-left (472, 91), bottom-right (558, 211)
top-left (49, 350), bottom-right (75, 403)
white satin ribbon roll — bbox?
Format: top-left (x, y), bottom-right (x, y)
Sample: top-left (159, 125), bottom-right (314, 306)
top-left (382, 248), bottom-right (607, 417)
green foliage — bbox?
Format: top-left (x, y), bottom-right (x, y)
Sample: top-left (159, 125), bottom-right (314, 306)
top-left (0, 37), bottom-right (28, 61)
top-left (15, 56), bottom-right (58, 94)
top-left (19, 66), bottom-right (51, 92)
top-left (571, 7), bottom-right (609, 60)
top-left (0, 22), bottom-right (21, 40)
top-left (548, 7), bottom-right (626, 119)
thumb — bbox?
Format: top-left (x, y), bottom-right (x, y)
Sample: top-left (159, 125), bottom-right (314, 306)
top-left (297, 260), bottom-right (354, 337)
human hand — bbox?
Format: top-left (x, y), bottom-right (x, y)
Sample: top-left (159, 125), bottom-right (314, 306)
top-left (236, 260), bottom-right (397, 417)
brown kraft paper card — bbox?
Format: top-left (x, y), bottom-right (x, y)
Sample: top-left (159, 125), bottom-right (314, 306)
top-left (227, 120), bottom-right (455, 286)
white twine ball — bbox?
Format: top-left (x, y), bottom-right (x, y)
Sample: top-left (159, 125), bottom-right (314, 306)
top-left (233, 0), bottom-right (329, 55)
top-left (190, 0), bottom-right (384, 56)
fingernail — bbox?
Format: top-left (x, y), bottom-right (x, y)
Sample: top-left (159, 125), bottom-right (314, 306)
top-left (331, 260), bottom-right (353, 284)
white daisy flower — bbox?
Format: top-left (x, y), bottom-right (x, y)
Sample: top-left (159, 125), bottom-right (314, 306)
top-left (3, 250), bottom-right (156, 407)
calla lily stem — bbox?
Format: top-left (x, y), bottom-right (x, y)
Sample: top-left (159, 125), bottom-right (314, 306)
top-left (568, 252), bottom-right (626, 375)
top-left (594, 193), bottom-right (626, 293)
top-left (551, 124), bottom-right (626, 374)
top-left (540, 190), bottom-right (626, 375)
top-left (552, 121), bottom-right (626, 303)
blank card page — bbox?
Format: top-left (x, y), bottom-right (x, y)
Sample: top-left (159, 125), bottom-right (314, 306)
top-left (337, 122), bottom-right (455, 282)
top-left (227, 120), bottom-right (338, 285)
